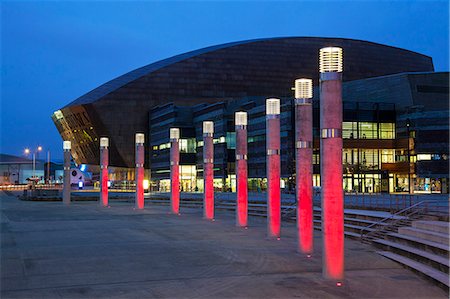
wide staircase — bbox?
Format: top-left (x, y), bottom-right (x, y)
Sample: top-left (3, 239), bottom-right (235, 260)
top-left (372, 220), bottom-right (449, 289)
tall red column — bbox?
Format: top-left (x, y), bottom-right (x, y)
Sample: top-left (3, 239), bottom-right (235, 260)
top-left (319, 47), bottom-right (344, 282)
top-left (135, 133), bottom-right (145, 210)
top-left (294, 79), bottom-right (314, 255)
top-left (63, 141), bottom-right (71, 205)
top-left (235, 112), bottom-right (248, 227)
top-left (266, 98), bottom-right (281, 239)
top-left (170, 128), bottom-right (180, 214)
top-left (203, 121), bottom-right (214, 220)
top-left (99, 137), bottom-right (109, 207)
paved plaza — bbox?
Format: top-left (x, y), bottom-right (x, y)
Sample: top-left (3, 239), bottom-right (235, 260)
top-left (1, 192), bottom-right (447, 298)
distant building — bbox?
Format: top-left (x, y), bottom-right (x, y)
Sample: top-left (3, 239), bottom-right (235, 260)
top-left (52, 37), bottom-right (448, 194)
top-left (0, 154), bottom-right (44, 184)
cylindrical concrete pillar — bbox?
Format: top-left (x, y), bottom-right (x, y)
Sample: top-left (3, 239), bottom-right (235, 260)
top-left (135, 133), bottom-right (145, 210)
top-left (319, 47), bottom-right (344, 282)
top-left (294, 78), bottom-right (314, 255)
top-left (170, 128), bottom-right (180, 214)
top-left (203, 121), bottom-right (214, 220)
top-left (99, 137), bottom-right (109, 207)
top-left (63, 141), bottom-right (71, 205)
top-left (266, 98), bottom-right (281, 239)
top-left (235, 112), bottom-right (248, 227)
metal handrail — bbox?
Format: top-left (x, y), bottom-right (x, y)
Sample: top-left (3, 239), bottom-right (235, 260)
top-left (360, 200), bottom-right (447, 241)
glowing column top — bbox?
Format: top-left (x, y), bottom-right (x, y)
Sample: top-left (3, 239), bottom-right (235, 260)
top-left (319, 47), bottom-right (343, 73)
top-left (266, 98), bottom-right (280, 115)
top-left (135, 133), bottom-right (145, 144)
top-left (294, 79), bottom-right (313, 99)
top-left (170, 128), bottom-right (180, 140)
top-left (203, 121), bottom-right (214, 135)
top-left (63, 141), bottom-right (71, 151)
top-left (100, 137), bottom-right (109, 148)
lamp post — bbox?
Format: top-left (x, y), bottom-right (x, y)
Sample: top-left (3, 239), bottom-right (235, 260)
top-left (266, 98), bottom-right (281, 239)
top-left (235, 111), bottom-right (248, 227)
top-left (203, 121), bottom-right (214, 220)
top-left (319, 46), bottom-right (344, 282)
top-left (63, 141), bottom-right (71, 205)
top-left (135, 133), bottom-right (145, 210)
top-left (100, 137), bottom-right (109, 207)
top-left (294, 78), bottom-right (314, 255)
top-left (170, 128), bottom-right (180, 214)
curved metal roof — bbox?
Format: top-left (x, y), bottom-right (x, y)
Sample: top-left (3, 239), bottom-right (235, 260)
top-left (65, 36), bottom-right (433, 108)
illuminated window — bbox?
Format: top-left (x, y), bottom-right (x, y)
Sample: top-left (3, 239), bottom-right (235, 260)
top-left (379, 123), bottom-right (395, 139)
top-left (343, 122), bottom-right (357, 139)
top-left (159, 143), bottom-right (170, 150)
top-left (381, 149), bottom-right (395, 163)
top-left (359, 149), bottom-right (379, 170)
top-left (417, 154), bottom-right (432, 161)
top-left (179, 138), bottom-right (196, 153)
top-left (359, 122), bottom-right (377, 139)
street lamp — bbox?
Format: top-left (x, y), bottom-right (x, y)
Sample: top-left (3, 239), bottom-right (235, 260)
top-left (24, 146), bottom-right (43, 179)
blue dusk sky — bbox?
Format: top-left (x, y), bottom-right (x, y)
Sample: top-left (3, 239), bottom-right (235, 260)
top-left (1, 0), bottom-right (449, 160)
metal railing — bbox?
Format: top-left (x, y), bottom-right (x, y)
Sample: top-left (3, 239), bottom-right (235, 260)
top-left (360, 200), bottom-right (449, 243)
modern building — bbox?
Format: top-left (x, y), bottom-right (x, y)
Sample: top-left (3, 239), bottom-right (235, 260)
top-left (52, 37), bottom-right (448, 194)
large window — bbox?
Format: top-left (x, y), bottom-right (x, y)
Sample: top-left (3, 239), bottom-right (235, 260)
top-left (342, 121), bottom-right (395, 139)
top-left (179, 138), bottom-right (196, 153)
top-left (381, 149), bottom-right (395, 163)
top-left (343, 122), bottom-right (357, 139)
top-left (359, 122), bottom-right (377, 139)
top-left (379, 123), bottom-right (395, 139)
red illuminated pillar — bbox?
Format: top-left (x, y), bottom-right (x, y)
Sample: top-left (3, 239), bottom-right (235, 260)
top-left (294, 79), bottom-right (314, 255)
top-left (319, 47), bottom-right (344, 282)
top-left (135, 133), bottom-right (145, 210)
top-left (99, 137), bottom-right (109, 207)
top-left (63, 141), bottom-right (71, 205)
top-left (170, 128), bottom-right (180, 214)
top-left (235, 112), bottom-right (248, 227)
top-left (266, 98), bottom-right (281, 239)
top-left (203, 121), bottom-right (214, 220)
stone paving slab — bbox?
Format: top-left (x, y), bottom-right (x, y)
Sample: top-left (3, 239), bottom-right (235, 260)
top-left (1, 192), bottom-right (448, 298)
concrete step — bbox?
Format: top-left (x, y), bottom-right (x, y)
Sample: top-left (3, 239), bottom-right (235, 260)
top-left (377, 251), bottom-right (449, 288)
top-left (373, 239), bottom-right (449, 273)
top-left (387, 232), bottom-right (449, 257)
top-left (412, 220), bottom-right (449, 234)
top-left (398, 226), bottom-right (449, 245)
